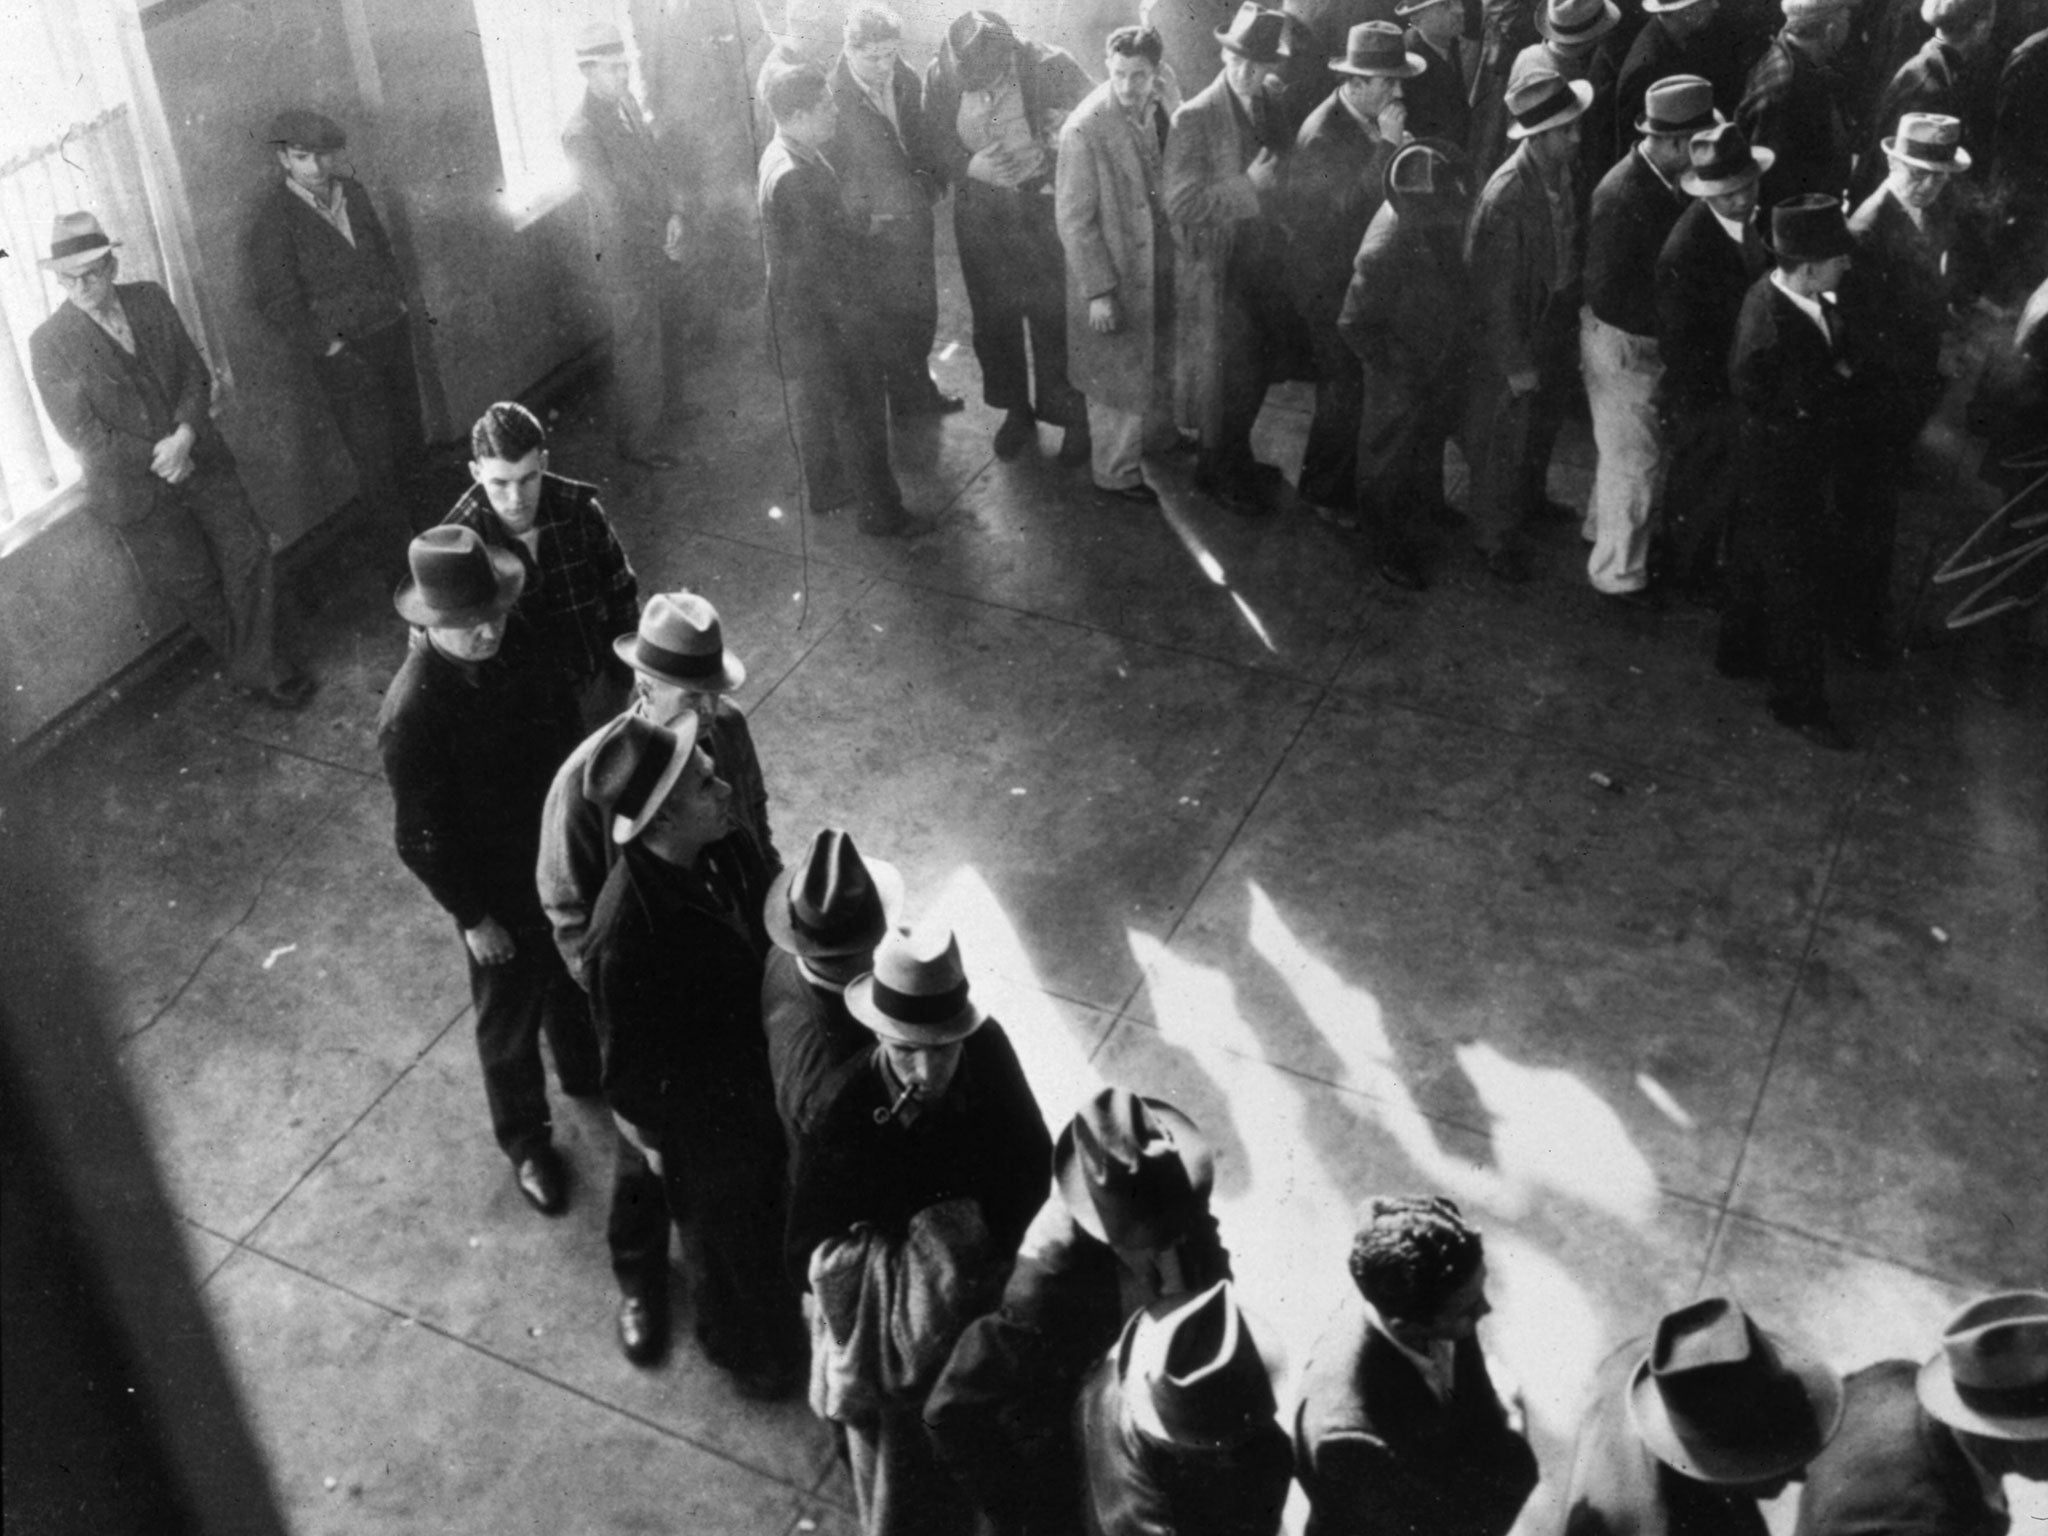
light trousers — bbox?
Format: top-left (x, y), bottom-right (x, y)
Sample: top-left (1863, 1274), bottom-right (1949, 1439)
top-left (1580, 309), bottom-right (1665, 593)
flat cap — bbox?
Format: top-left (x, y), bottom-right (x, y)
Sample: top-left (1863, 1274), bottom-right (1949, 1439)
top-left (266, 109), bottom-right (346, 150)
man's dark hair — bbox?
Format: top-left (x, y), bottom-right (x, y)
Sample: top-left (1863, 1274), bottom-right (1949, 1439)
top-left (470, 401), bottom-right (547, 462)
top-left (845, 3), bottom-right (903, 46)
top-left (766, 61), bottom-right (833, 123)
top-left (1106, 24), bottom-right (1164, 63)
top-left (1348, 1195), bottom-right (1484, 1321)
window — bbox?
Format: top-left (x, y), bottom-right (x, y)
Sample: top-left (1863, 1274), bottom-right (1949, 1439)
top-left (0, 0), bottom-right (216, 551)
top-left (473, 1), bottom-right (648, 227)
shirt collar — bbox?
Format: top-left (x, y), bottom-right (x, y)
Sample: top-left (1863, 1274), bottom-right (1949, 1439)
top-left (284, 176), bottom-right (342, 216)
top-left (1771, 267), bottom-right (1834, 335)
top-left (796, 956), bottom-right (850, 993)
top-left (1709, 206), bottom-right (1749, 243)
top-left (777, 128), bottom-right (827, 166)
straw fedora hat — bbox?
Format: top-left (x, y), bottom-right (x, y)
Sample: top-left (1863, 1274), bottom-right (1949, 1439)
top-left (393, 526), bottom-right (525, 628)
top-left (764, 828), bottom-right (904, 958)
top-left (1883, 112), bottom-right (1971, 174)
top-left (1055, 1088), bottom-right (1215, 1250)
top-left (40, 211), bottom-right (122, 276)
top-left (1504, 68), bottom-right (1594, 139)
top-left (1916, 1292), bottom-right (2048, 1441)
top-left (1637, 75), bottom-right (1720, 136)
top-left (1330, 21), bottom-right (1425, 77)
top-left (613, 592), bottom-right (746, 693)
top-left (846, 923), bottom-right (986, 1046)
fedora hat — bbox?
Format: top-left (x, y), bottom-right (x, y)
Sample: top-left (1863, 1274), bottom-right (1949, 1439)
top-left (1123, 1281), bottom-right (1277, 1449)
top-left (393, 526), bottom-right (525, 628)
top-left (613, 592), bottom-right (746, 693)
top-left (39, 211), bottom-right (122, 275)
top-left (1628, 1298), bottom-right (1845, 1484)
top-left (1917, 1292), bottom-right (2048, 1441)
top-left (764, 828), bottom-right (904, 959)
top-left (1638, 75), bottom-right (1720, 135)
top-left (1386, 137), bottom-right (1473, 213)
top-left (1640, 0), bottom-right (1711, 13)
top-left (950, 10), bottom-right (1019, 88)
top-left (1055, 1089), bottom-right (1215, 1249)
top-left (1539, 0), bottom-right (1621, 47)
top-left (1504, 68), bottom-right (1593, 138)
top-left (267, 109), bottom-right (346, 150)
top-left (846, 923), bottom-right (985, 1046)
top-left (1331, 21), bottom-right (1425, 76)
top-left (1780, 0), bottom-right (1850, 17)
top-left (1216, 2), bottom-right (1291, 61)
top-left (574, 19), bottom-right (627, 60)
top-left (1680, 121), bottom-right (1774, 195)
top-left (1393, 0), bottom-right (1458, 15)
top-left (1764, 194), bottom-right (1852, 264)
top-left (585, 713), bottom-right (699, 845)
top-left (1883, 112), bottom-right (1970, 174)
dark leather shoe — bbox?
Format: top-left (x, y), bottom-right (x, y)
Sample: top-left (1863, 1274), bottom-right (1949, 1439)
top-left (1599, 585), bottom-right (1664, 613)
top-left (1484, 547), bottom-right (1534, 584)
top-left (731, 1356), bottom-right (806, 1402)
top-left (514, 1147), bottom-right (567, 1215)
top-left (1376, 558), bottom-right (1428, 592)
top-left (617, 1292), bottom-right (669, 1367)
top-left (992, 409), bottom-right (1037, 460)
top-left (1057, 424), bottom-right (1093, 467)
top-left (858, 502), bottom-right (934, 538)
top-left (1097, 479), bottom-right (1159, 504)
top-left (896, 389), bottom-right (965, 417)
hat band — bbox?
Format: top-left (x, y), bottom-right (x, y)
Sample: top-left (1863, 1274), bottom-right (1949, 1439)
top-left (1549, 10), bottom-right (1605, 36)
top-left (1954, 1376), bottom-right (2048, 1417)
top-left (793, 895), bottom-right (874, 943)
top-left (1650, 109), bottom-right (1717, 133)
top-left (634, 636), bottom-right (726, 680)
top-left (871, 975), bottom-right (971, 1025)
top-left (614, 733), bottom-right (677, 824)
top-left (51, 233), bottom-right (112, 259)
top-left (580, 41), bottom-right (626, 55)
top-left (1899, 138), bottom-right (1956, 162)
top-left (1513, 86), bottom-right (1575, 126)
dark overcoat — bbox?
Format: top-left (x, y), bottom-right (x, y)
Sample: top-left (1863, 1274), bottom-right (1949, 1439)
top-left (1791, 1360), bottom-right (2009, 1536)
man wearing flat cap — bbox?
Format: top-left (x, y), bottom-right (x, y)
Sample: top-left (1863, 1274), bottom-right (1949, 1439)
top-left (1562, 1297), bottom-right (1845, 1536)
top-left (1295, 1196), bottom-right (1538, 1536)
top-left (1465, 64), bottom-right (1594, 584)
top-left (377, 526), bottom-right (588, 1218)
top-left (580, 711), bottom-right (807, 1392)
top-left (1165, 2), bottom-right (1297, 516)
top-left (30, 212), bottom-right (313, 713)
top-left (1580, 75), bottom-right (1716, 605)
top-left (1280, 22), bottom-right (1421, 529)
top-left (1796, 1290), bottom-right (2048, 1536)
top-left (1077, 1279), bottom-right (1294, 1536)
top-left (1737, 0), bottom-right (1856, 205)
top-left (928, 1088), bottom-right (1233, 1535)
top-left (788, 921), bottom-right (1052, 1536)
top-left (563, 21), bottom-right (692, 470)
top-left (247, 108), bottom-right (422, 546)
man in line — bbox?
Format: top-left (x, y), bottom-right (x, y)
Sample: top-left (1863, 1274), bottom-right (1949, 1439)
top-left (1860, 0), bottom-right (1997, 197)
top-left (581, 713), bottom-right (807, 1394)
top-left (1057, 24), bottom-right (1184, 506)
top-left (30, 212), bottom-right (313, 712)
top-left (1563, 1297), bottom-right (1844, 1536)
top-left (829, 5), bottom-right (962, 418)
top-left (439, 402), bottom-right (639, 727)
top-left (1283, 22), bottom-right (1421, 528)
top-left (1737, 0), bottom-right (1856, 206)
top-left (1612, 0), bottom-right (1750, 165)
top-left (927, 1088), bottom-right (1233, 1535)
top-left (1294, 1196), bottom-right (1538, 1536)
top-left (1580, 76), bottom-right (1715, 605)
top-left (1795, 1291), bottom-right (2048, 1536)
top-left (1399, 0), bottom-right (1476, 149)
top-left (1465, 66), bottom-right (1592, 584)
top-left (1166, 3), bottom-right (1295, 516)
top-left (758, 61), bottom-right (922, 537)
top-left (563, 22), bottom-right (692, 470)
top-left (247, 108), bottom-right (422, 547)
top-left (377, 527), bottom-right (589, 1216)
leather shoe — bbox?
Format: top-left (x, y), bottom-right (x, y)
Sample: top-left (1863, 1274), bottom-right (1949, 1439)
top-left (1484, 547), bottom-right (1534, 584)
top-left (1376, 557), bottom-right (1428, 592)
top-left (732, 1356), bottom-right (806, 1402)
top-left (992, 409), bottom-right (1036, 460)
top-left (859, 502), bottom-right (934, 538)
top-left (514, 1147), bottom-right (567, 1215)
top-left (895, 388), bottom-right (965, 417)
top-left (1598, 585), bottom-right (1664, 613)
top-left (1097, 479), bottom-right (1159, 505)
top-left (240, 672), bottom-right (319, 711)
top-left (617, 1292), bottom-right (669, 1367)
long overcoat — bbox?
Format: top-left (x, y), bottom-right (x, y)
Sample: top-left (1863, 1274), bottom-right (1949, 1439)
top-left (1164, 70), bottom-right (1267, 437)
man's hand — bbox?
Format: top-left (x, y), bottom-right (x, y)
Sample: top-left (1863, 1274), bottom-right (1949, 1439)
top-left (967, 143), bottom-right (1017, 184)
top-left (1246, 149), bottom-right (1282, 194)
top-left (463, 917), bottom-right (516, 965)
top-left (1377, 100), bottom-right (1409, 145)
top-left (1507, 368), bottom-right (1540, 397)
top-left (1089, 294), bottom-right (1122, 334)
top-left (149, 424), bottom-right (197, 484)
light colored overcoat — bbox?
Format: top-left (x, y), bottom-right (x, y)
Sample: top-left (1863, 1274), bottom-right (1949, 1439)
top-left (1163, 69), bottom-right (1265, 438)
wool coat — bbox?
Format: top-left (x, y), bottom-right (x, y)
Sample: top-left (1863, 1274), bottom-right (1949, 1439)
top-left (1584, 146), bottom-right (1689, 338)
top-left (827, 54), bottom-right (942, 320)
top-left (1283, 90), bottom-right (1402, 331)
top-left (1653, 199), bottom-right (1767, 408)
top-left (760, 946), bottom-right (870, 1147)
top-left (1467, 141), bottom-right (1578, 381)
top-left (1792, 1360), bottom-right (2009, 1536)
top-left (561, 85), bottom-right (683, 288)
top-left (246, 177), bottom-right (407, 357)
top-left (1737, 35), bottom-right (1853, 204)
top-left (1059, 77), bottom-right (1177, 413)
top-left (1340, 201), bottom-right (1480, 474)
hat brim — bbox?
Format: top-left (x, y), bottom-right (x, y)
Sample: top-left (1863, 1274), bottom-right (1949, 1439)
top-left (1506, 78), bottom-right (1595, 138)
top-left (1394, 0), bottom-right (1457, 14)
top-left (1916, 1354), bottom-right (2048, 1441)
top-left (1627, 1336), bottom-right (1846, 1483)
top-left (393, 547), bottom-right (526, 628)
top-left (844, 974), bottom-right (984, 1045)
top-left (1883, 138), bottom-right (1970, 173)
top-left (1680, 144), bottom-right (1773, 195)
top-left (1639, 108), bottom-right (1724, 136)
top-left (1640, 0), bottom-right (1709, 12)
top-left (1054, 1098), bottom-right (1216, 1246)
top-left (612, 632), bottom-right (747, 693)
top-left (764, 857), bottom-right (905, 957)
top-left (40, 240), bottom-right (121, 274)
top-left (1215, 24), bottom-right (1289, 60)
top-left (1763, 229), bottom-right (1853, 264)
top-left (1538, 1), bottom-right (1620, 43)
top-left (611, 728), bottom-right (693, 845)
top-left (1331, 49), bottom-right (1428, 76)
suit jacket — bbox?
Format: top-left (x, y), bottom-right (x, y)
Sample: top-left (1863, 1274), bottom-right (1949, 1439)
top-left (28, 281), bottom-right (233, 530)
top-left (561, 86), bottom-right (681, 286)
top-left (760, 947), bottom-right (870, 1146)
top-left (1563, 1341), bottom-right (1773, 1536)
top-left (1866, 37), bottom-right (1992, 182)
top-left (1402, 30), bottom-right (1474, 150)
top-left (1730, 272), bottom-right (1856, 437)
top-left (1654, 199), bottom-right (1767, 408)
top-left (1843, 184), bottom-right (1956, 406)
top-left (1737, 35), bottom-right (1853, 204)
top-left (829, 54), bottom-right (940, 222)
top-left (1792, 1360), bottom-right (2008, 1536)
top-left (245, 177), bottom-right (407, 357)
top-left (1294, 1294), bottom-right (1537, 1536)
top-left (1467, 141), bottom-right (1579, 377)
top-left (1585, 147), bottom-right (1689, 337)
top-left (1612, 16), bottom-right (1751, 166)
top-left (1284, 90), bottom-right (1402, 329)
top-left (1165, 71), bottom-right (1271, 428)
top-left (756, 132), bottom-right (868, 361)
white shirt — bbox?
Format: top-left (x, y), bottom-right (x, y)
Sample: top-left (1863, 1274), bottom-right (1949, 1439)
top-left (1710, 207), bottom-right (1749, 245)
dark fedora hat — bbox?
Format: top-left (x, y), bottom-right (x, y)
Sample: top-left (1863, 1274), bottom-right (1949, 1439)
top-left (393, 526), bottom-right (525, 628)
top-left (613, 591), bottom-right (746, 694)
top-left (585, 713), bottom-right (699, 845)
top-left (1917, 1291), bottom-right (2048, 1442)
top-left (267, 108), bottom-right (346, 151)
top-left (1764, 194), bottom-right (1852, 264)
top-left (765, 828), bottom-right (905, 959)
top-left (1215, 2), bottom-right (1291, 61)
top-left (1330, 21), bottom-right (1425, 76)
top-left (1627, 1298), bottom-right (1845, 1483)
top-left (1680, 121), bottom-right (1774, 196)
top-left (846, 922), bottom-right (985, 1046)
top-left (1122, 1281), bottom-right (1277, 1449)
top-left (1637, 75), bottom-right (1720, 135)
top-left (1055, 1088), bottom-right (1215, 1250)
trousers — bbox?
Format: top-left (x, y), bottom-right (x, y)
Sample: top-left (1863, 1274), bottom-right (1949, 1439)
top-left (781, 328), bottom-right (903, 515)
top-left (312, 317), bottom-right (424, 547)
top-left (1581, 310), bottom-right (1665, 593)
top-left (468, 915), bottom-right (596, 1162)
top-left (955, 182), bottom-right (1083, 426)
top-left (1467, 299), bottom-right (1577, 553)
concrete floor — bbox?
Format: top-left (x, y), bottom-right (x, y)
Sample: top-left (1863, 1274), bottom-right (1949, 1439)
top-left (7, 266), bottom-right (2044, 1535)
